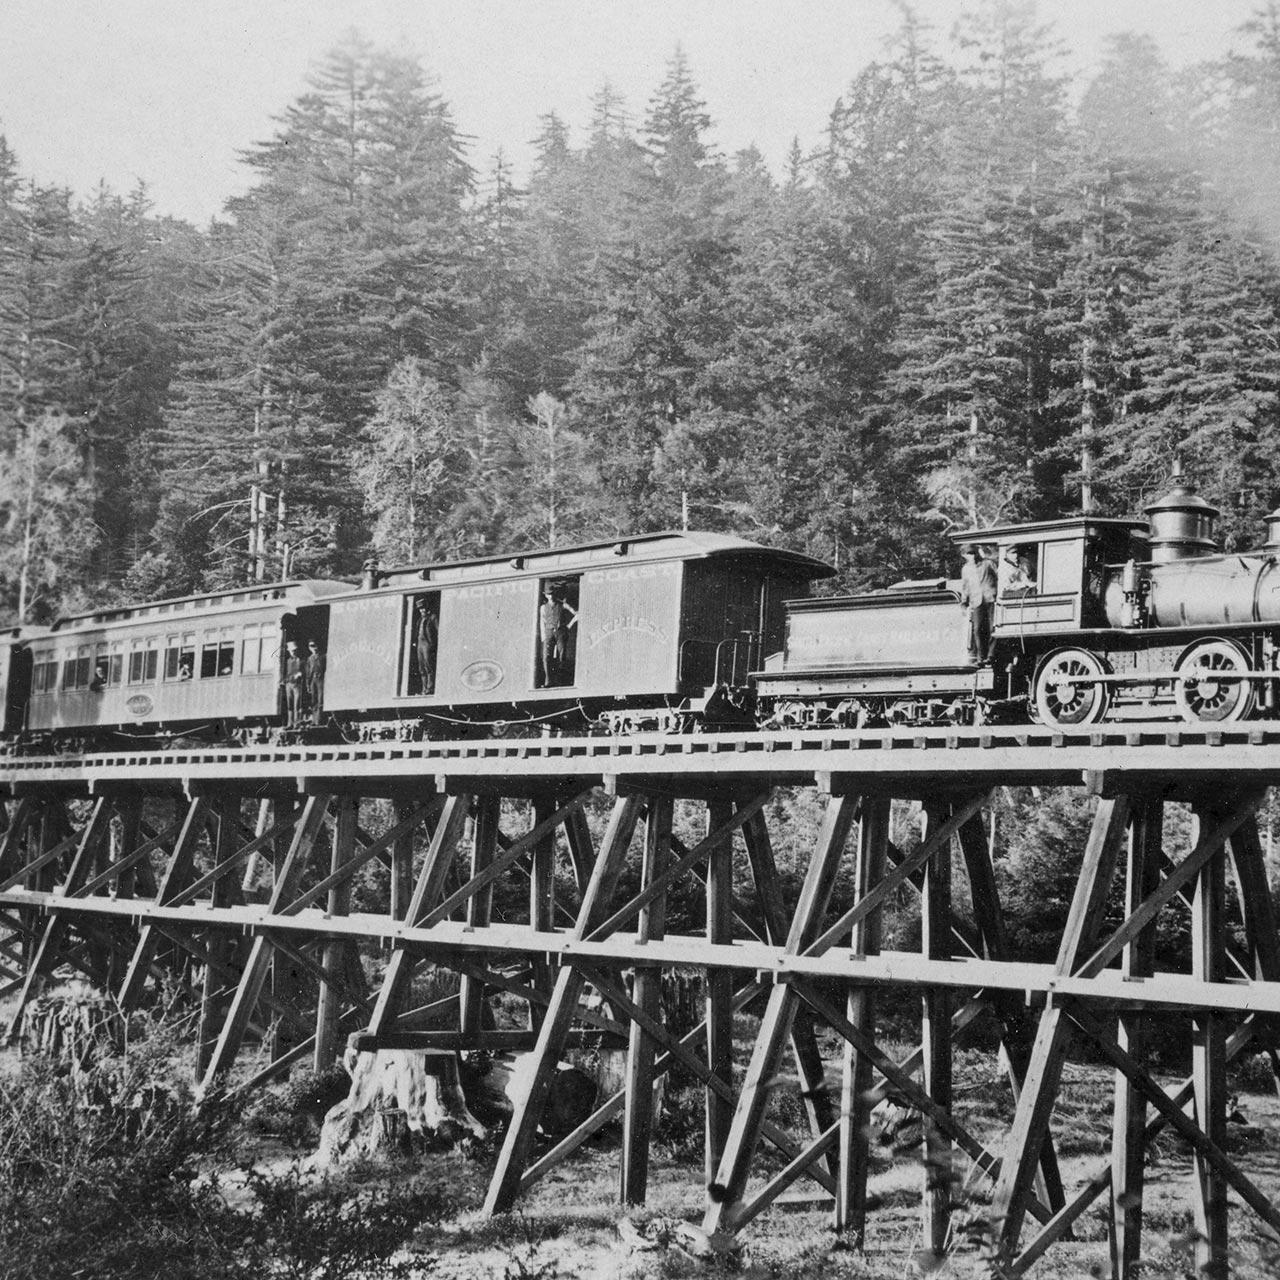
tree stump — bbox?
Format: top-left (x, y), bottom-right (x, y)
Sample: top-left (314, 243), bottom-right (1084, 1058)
top-left (17, 981), bottom-right (124, 1078)
top-left (316, 1045), bottom-right (487, 1166)
top-left (489, 1052), bottom-right (597, 1138)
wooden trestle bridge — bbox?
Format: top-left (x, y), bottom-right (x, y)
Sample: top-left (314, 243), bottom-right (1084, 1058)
top-left (3, 724), bottom-right (1280, 1276)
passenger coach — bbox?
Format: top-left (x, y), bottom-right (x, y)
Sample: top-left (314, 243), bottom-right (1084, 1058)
top-left (20, 580), bottom-right (348, 745)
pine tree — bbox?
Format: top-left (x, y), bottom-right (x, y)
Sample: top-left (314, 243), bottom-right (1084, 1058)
top-left (0, 410), bottom-right (98, 622)
top-left (570, 50), bottom-right (737, 529)
top-left (159, 34), bottom-right (474, 584)
top-left (883, 0), bottom-right (1073, 533)
top-left (354, 357), bottom-right (467, 563)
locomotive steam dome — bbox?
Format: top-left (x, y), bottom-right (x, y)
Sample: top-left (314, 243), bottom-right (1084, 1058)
top-left (1264, 504), bottom-right (1280, 556)
top-left (1143, 462), bottom-right (1219, 563)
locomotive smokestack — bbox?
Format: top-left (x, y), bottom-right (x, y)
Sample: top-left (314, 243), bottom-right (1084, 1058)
top-left (1144, 462), bottom-right (1219, 563)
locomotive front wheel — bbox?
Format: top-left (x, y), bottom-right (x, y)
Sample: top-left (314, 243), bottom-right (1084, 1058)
top-left (1174, 639), bottom-right (1255, 723)
top-left (1033, 649), bottom-right (1110, 729)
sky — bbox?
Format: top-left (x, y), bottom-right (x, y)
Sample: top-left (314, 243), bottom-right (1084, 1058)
top-left (0, 0), bottom-right (1263, 226)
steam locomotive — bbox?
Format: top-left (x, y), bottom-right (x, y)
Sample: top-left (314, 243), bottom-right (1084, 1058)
top-left (3, 466), bottom-right (1279, 751)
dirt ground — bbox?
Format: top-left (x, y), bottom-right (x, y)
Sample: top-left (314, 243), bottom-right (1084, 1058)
top-left (228, 1048), bottom-right (1280, 1279)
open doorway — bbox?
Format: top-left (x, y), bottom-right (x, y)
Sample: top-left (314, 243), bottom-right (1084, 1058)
top-left (535, 576), bottom-right (580, 688)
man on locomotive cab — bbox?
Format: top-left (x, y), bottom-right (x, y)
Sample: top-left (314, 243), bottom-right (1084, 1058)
top-left (999, 545), bottom-right (1035, 598)
top-left (90, 661), bottom-right (108, 693)
top-left (959, 544), bottom-right (997, 665)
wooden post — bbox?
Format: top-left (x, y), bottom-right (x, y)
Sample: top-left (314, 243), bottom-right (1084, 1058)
top-left (920, 800), bottom-right (954, 1259)
top-left (7, 798), bottom-right (113, 1036)
top-left (315, 795), bottom-right (357, 1070)
top-left (742, 805), bottom-right (839, 1176)
top-left (1225, 816), bottom-right (1280, 1098)
top-left (1191, 804), bottom-right (1228, 1279)
top-left (390, 797), bottom-right (415, 922)
top-left (197, 794), bottom-right (238, 1078)
top-left (622, 796), bottom-right (672, 1205)
top-left (529, 795), bottom-right (556, 1019)
top-left (989, 796), bottom-right (1129, 1264)
top-left (268, 797), bottom-right (302, 1058)
top-left (703, 794), bottom-right (857, 1234)
top-left (705, 799), bottom-right (735, 1185)
top-left (956, 813), bottom-right (1066, 1217)
top-left (485, 794), bottom-right (642, 1214)
top-left (460, 796), bottom-right (499, 1037)
top-left (836, 795), bottom-right (888, 1238)
top-left (1111, 796), bottom-right (1162, 1278)
top-left (366, 795), bottom-right (471, 1038)
top-left (563, 805), bottom-right (595, 901)
top-left (199, 794), bottom-right (330, 1092)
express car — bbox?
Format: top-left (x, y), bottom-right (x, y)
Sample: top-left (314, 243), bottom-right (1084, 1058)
top-left (322, 531), bottom-right (831, 737)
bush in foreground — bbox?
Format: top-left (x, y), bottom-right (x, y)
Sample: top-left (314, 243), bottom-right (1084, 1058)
top-left (0, 1047), bottom-right (442, 1280)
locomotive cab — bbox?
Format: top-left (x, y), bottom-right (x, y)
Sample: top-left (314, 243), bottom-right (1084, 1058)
top-left (949, 518), bottom-right (1150, 637)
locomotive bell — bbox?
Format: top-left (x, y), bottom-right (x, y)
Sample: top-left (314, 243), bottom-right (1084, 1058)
top-left (1144, 461), bottom-right (1219, 563)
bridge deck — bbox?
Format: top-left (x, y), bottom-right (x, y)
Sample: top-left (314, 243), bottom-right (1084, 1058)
top-left (3, 721), bottom-right (1280, 790)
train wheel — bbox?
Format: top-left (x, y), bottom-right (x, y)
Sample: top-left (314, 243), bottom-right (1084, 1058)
top-left (1033, 649), bottom-right (1110, 729)
top-left (1174, 639), bottom-right (1255, 723)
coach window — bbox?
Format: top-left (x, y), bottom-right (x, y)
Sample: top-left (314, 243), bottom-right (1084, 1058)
top-left (535, 576), bottom-right (580, 689)
top-left (33, 653), bottom-right (56, 694)
top-left (129, 638), bottom-right (158, 684)
top-left (201, 632), bottom-right (236, 678)
top-left (63, 645), bottom-right (92, 690)
top-left (164, 633), bottom-right (196, 681)
top-left (242, 625), bottom-right (263, 675)
top-left (107, 647), bottom-right (123, 685)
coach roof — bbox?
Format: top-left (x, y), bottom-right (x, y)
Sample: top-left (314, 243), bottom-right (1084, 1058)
top-left (47, 579), bottom-right (351, 633)
top-left (372, 530), bottom-right (835, 588)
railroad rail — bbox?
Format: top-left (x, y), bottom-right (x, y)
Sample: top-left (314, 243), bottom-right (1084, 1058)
top-left (3, 724), bottom-right (1280, 1276)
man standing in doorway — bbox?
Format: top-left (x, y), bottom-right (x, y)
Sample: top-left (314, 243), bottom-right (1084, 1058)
top-left (305, 640), bottom-right (325, 725)
top-left (959, 544), bottom-right (997, 666)
top-left (539, 587), bottom-right (578, 685)
top-left (282, 639), bottom-right (304, 727)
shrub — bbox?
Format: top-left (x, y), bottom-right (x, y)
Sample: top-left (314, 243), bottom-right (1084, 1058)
top-left (0, 1040), bottom-right (439, 1279)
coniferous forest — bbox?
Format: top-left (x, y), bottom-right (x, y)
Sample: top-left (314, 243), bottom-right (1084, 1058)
top-left (8, 3), bottom-right (1280, 622)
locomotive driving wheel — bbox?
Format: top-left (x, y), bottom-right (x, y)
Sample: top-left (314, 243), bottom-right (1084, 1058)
top-left (1173, 638), bottom-right (1255, 723)
top-left (1033, 648), bottom-right (1110, 729)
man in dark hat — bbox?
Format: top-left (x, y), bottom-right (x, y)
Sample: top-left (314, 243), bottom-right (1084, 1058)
top-left (959, 543), bottom-right (997, 665)
top-left (305, 640), bottom-right (326, 724)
